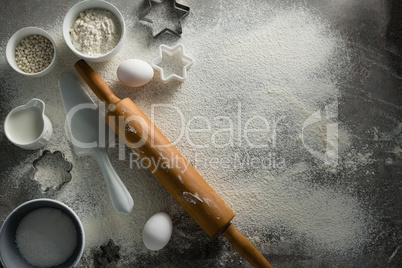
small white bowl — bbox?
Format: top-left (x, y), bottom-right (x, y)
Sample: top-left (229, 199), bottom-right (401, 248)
top-left (63, 0), bottom-right (125, 62)
top-left (0, 199), bottom-right (85, 268)
top-left (6, 27), bottom-right (57, 77)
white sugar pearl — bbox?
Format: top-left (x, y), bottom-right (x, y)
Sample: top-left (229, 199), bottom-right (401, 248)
top-left (14, 34), bottom-right (54, 73)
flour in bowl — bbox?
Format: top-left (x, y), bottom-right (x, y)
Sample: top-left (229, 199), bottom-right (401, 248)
top-left (69, 8), bottom-right (121, 56)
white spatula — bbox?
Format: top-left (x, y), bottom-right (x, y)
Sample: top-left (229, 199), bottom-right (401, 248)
top-left (58, 72), bottom-right (133, 214)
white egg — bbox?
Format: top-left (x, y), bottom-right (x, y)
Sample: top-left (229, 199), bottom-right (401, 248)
top-left (142, 212), bottom-right (173, 251)
top-left (117, 59), bottom-right (154, 87)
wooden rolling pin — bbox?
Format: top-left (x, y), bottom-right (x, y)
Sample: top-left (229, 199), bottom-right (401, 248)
top-left (75, 59), bottom-right (272, 268)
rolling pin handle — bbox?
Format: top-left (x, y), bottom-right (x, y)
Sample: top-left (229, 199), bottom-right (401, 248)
top-left (74, 60), bottom-right (121, 106)
top-left (221, 223), bottom-right (272, 268)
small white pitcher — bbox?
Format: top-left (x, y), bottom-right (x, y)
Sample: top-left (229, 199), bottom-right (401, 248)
top-left (4, 98), bottom-right (52, 150)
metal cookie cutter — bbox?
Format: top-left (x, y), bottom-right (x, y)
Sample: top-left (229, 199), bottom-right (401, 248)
top-left (152, 43), bottom-right (194, 83)
top-left (31, 150), bottom-right (73, 192)
top-left (139, 0), bottom-right (190, 38)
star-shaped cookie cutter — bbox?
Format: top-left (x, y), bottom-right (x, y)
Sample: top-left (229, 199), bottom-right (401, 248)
top-left (94, 239), bottom-right (121, 267)
top-left (152, 43), bottom-right (194, 83)
top-left (139, 0), bottom-right (190, 38)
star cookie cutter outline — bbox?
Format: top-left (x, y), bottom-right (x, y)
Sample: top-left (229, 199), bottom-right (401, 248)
top-left (152, 43), bottom-right (194, 83)
top-left (94, 239), bottom-right (121, 267)
top-left (139, 0), bottom-right (190, 38)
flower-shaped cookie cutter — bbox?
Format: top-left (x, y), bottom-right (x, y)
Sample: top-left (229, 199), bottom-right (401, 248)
top-left (152, 43), bottom-right (194, 83)
top-left (31, 150), bottom-right (73, 192)
top-left (139, 0), bottom-right (190, 38)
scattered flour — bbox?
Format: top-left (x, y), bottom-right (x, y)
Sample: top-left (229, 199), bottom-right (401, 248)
top-left (224, 162), bottom-right (370, 254)
top-left (0, 1), bottom-right (378, 266)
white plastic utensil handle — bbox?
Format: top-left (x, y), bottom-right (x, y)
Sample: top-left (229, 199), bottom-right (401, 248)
top-left (92, 148), bottom-right (134, 214)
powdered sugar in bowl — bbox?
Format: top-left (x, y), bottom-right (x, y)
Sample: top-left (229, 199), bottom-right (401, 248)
top-left (63, 0), bottom-right (125, 62)
top-left (0, 199), bottom-right (85, 268)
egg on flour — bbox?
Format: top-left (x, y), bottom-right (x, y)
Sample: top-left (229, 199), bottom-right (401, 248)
top-left (117, 59), bottom-right (154, 87)
top-left (142, 212), bottom-right (173, 251)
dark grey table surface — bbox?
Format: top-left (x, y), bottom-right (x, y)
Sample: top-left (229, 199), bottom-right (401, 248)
top-left (0, 0), bottom-right (401, 267)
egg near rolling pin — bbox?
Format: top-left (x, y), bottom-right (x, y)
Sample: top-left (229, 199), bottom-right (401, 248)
top-left (142, 212), bottom-right (173, 251)
top-left (117, 59), bottom-right (154, 87)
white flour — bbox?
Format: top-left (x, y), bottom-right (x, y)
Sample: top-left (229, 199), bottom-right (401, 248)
top-left (16, 208), bottom-right (78, 267)
top-left (70, 8), bottom-right (121, 56)
top-left (0, 2), bottom-right (378, 266)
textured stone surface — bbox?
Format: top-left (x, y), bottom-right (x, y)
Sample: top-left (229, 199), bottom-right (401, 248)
top-left (0, 0), bottom-right (401, 267)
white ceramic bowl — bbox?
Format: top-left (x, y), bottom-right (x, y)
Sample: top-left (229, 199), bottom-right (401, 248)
top-left (63, 0), bottom-right (125, 62)
top-left (0, 199), bottom-right (85, 268)
top-left (6, 27), bottom-right (57, 77)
